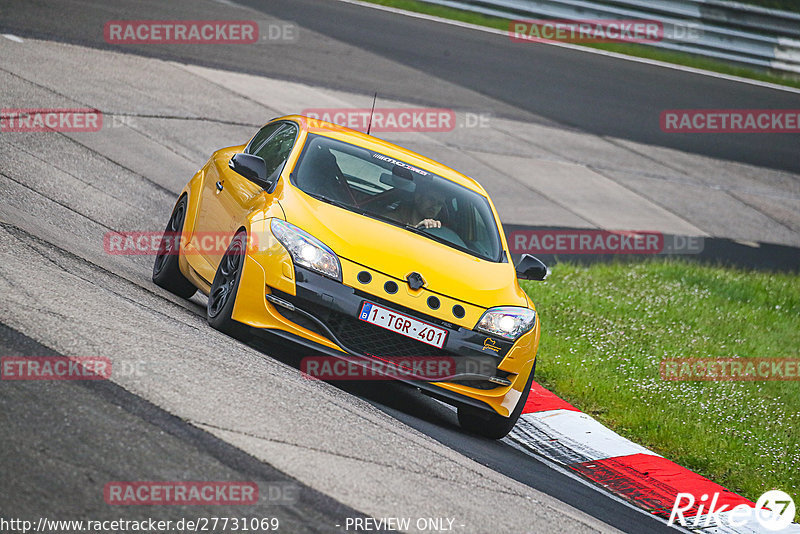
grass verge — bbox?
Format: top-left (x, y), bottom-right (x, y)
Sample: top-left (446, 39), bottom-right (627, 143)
top-left (521, 259), bottom-right (799, 518)
top-left (358, 0), bottom-right (800, 90)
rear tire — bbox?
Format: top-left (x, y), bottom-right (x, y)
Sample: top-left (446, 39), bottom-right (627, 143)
top-left (457, 360), bottom-right (536, 439)
top-left (206, 231), bottom-right (250, 339)
top-left (152, 196), bottom-right (197, 298)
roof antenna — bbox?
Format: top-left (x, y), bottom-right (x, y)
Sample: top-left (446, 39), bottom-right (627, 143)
top-left (366, 91), bottom-right (378, 135)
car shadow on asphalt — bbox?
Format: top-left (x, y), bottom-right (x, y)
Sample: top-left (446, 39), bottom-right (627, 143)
top-left (245, 331), bottom-right (464, 434)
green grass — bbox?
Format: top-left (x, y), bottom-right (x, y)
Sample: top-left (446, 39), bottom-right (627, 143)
top-left (361, 0), bottom-right (800, 90)
top-left (521, 259), bottom-right (800, 519)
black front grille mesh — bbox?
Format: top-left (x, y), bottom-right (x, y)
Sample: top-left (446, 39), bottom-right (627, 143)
top-left (325, 311), bottom-right (451, 359)
top-left (269, 289), bottom-right (501, 386)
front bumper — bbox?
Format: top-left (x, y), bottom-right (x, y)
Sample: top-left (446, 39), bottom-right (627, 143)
top-left (231, 242), bottom-right (539, 416)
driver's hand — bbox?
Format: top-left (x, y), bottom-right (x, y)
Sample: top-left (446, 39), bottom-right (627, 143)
top-left (416, 219), bottom-right (442, 229)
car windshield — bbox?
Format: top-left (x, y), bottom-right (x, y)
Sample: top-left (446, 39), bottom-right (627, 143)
top-left (292, 134), bottom-right (503, 262)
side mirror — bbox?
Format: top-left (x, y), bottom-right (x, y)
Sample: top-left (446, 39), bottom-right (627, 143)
top-left (515, 254), bottom-right (548, 281)
top-left (229, 153), bottom-right (271, 189)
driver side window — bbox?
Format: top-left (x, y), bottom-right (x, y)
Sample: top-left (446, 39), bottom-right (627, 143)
top-left (246, 123), bottom-right (282, 155)
top-left (253, 123), bottom-right (298, 181)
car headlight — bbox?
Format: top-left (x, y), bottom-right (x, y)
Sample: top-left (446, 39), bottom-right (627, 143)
top-left (475, 306), bottom-right (536, 341)
top-left (270, 219), bottom-right (341, 281)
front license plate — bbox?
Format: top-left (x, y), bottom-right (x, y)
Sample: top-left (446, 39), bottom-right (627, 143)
top-left (358, 301), bottom-right (448, 349)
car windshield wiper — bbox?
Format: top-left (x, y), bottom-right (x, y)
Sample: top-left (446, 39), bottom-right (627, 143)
top-left (307, 192), bottom-right (357, 212)
top-left (397, 222), bottom-right (469, 250)
top-left (401, 224), bottom-right (500, 261)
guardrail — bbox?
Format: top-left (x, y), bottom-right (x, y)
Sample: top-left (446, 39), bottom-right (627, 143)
top-left (418, 0), bottom-right (800, 75)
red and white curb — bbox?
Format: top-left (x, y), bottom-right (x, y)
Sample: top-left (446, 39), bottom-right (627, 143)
top-left (504, 382), bottom-right (799, 533)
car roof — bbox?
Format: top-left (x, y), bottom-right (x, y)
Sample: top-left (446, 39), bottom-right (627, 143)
top-left (275, 114), bottom-right (490, 196)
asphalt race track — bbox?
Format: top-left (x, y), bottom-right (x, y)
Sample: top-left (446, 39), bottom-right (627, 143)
top-left (1, 0), bottom-right (798, 533)
top-left (2, 0), bottom-right (799, 173)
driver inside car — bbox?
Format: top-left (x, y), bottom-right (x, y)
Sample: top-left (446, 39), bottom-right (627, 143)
top-left (386, 181), bottom-right (447, 229)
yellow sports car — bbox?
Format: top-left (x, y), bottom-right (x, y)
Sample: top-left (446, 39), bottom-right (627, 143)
top-left (152, 115), bottom-right (547, 439)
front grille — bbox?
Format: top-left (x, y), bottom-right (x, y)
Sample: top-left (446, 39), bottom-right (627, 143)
top-left (325, 310), bottom-right (451, 359)
top-left (269, 288), bottom-right (501, 387)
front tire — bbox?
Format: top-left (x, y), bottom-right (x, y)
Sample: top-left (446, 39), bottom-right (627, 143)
top-left (206, 231), bottom-right (249, 338)
top-left (457, 361), bottom-right (536, 439)
top-left (152, 196), bottom-right (197, 298)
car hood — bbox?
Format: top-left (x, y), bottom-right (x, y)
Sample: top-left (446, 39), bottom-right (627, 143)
top-left (278, 188), bottom-right (527, 309)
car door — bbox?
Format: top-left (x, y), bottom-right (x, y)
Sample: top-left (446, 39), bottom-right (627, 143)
top-left (195, 121), bottom-right (299, 275)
